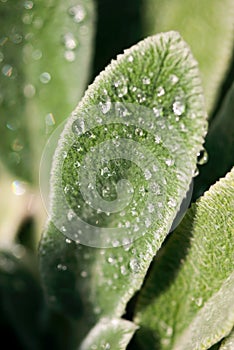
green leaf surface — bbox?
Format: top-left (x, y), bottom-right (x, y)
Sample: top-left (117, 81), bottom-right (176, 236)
top-left (79, 318), bottom-right (137, 350)
top-left (194, 82), bottom-right (234, 199)
top-left (219, 329), bottom-right (234, 350)
top-left (135, 168), bottom-right (234, 350)
top-left (0, 0), bottom-right (95, 181)
top-left (143, 0), bottom-right (234, 113)
top-left (39, 31), bottom-right (207, 342)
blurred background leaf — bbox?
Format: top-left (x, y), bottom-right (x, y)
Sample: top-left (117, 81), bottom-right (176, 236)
top-left (0, 0), bottom-right (95, 182)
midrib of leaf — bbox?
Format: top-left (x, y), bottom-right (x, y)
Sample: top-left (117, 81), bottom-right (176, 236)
top-left (135, 168), bottom-right (234, 350)
top-left (39, 31), bottom-right (207, 344)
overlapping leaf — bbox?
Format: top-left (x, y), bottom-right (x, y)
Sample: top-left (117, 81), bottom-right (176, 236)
top-left (134, 168), bottom-right (234, 350)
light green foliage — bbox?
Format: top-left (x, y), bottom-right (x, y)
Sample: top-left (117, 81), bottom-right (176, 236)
top-left (135, 168), bottom-right (234, 350)
top-left (0, 0), bottom-right (95, 181)
top-left (143, 0), bottom-right (234, 113)
top-left (79, 318), bottom-right (137, 350)
top-left (39, 31), bottom-right (207, 344)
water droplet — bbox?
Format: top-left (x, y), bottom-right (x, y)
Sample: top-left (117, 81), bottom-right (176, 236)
top-left (165, 159), bottom-right (174, 167)
top-left (0, 36), bottom-right (8, 46)
top-left (12, 139), bottom-right (23, 152)
top-left (45, 113), bottom-right (55, 126)
top-left (68, 4), bottom-right (86, 23)
top-left (102, 343), bottom-right (110, 350)
top-left (157, 86), bottom-right (165, 97)
top-left (114, 78), bottom-right (128, 98)
top-left (169, 74), bottom-right (179, 85)
top-left (2, 64), bottom-right (13, 77)
top-left (57, 264), bottom-right (67, 271)
top-left (33, 16), bottom-right (43, 29)
top-left (22, 13), bottom-right (33, 24)
top-left (24, 84), bottom-right (35, 98)
top-left (64, 50), bottom-right (76, 62)
top-left (11, 33), bottom-right (23, 44)
top-left (40, 72), bottom-right (51, 84)
top-left (24, 0), bottom-right (33, 10)
top-left (72, 118), bottom-right (85, 135)
top-left (145, 218), bottom-right (151, 228)
top-left (129, 258), bottom-right (140, 273)
top-left (11, 180), bottom-right (26, 196)
top-left (128, 55), bottom-right (134, 62)
top-left (99, 100), bottom-right (111, 114)
top-left (63, 32), bottom-right (77, 50)
top-left (193, 167), bottom-right (199, 177)
top-left (65, 238), bottom-right (72, 244)
top-left (148, 203), bottom-right (155, 213)
top-left (142, 77), bottom-right (150, 85)
top-left (173, 98), bottom-right (185, 116)
top-left (168, 199), bottom-right (177, 208)
top-left (120, 265), bottom-right (127, 275)
top-left (195, 297), bottom-right (203, 307)
top-left (197, 149), bottom-right (208, 165)
top-left (67, 209), bottom-right (75, 221)
top-left (93, 306), bottom-right (101, 315)
top-left (81, 270), bottom-right (88, 278)
top-left (153, 107), bottom-right (163, 117)
top-left (144, 169), bottom-right (152, 180)
top-left (32, 49), bottom-right (42, 60)
top-left (154, 135), bottom-right (161, 144)
top-left (0, 51), bottom-right (4, 62)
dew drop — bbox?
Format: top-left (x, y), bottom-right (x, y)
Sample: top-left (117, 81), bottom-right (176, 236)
top-left (67, 209), bottom-right (75, 221)
top-left (12, 139), bottom-right (23, 152)
top-left (153, 107), bottom-right (163, 117)
top-left (81, 270), bottom-right (88, 278)
top-left (142, 77), bottom-right (150, 85)
top-left (197, 149), bottom-right (208, 165)
top-left (114, 78), bottom-right (128, 98)
top-left (173, 98), bottom-right (185, 116)
top-left (45, 113), bottom-right (55, 126)
top-left (57, 264), bottom-right (67, 271)
top-left (32, 49), bottom-right (42, 60)
top-left (99, 100), bottom-right (111, 114)
top-left (145, 218), bottom-right (151, 228)
top-left (11, 33), bottom-right (23, 44)
top-left (64, 50), bottom-right (76, 62)
top-left (0, 36), bottom-right (8, 46)
top-left (102, 343), bottom-right (110, 350)
top-left (128, 55), bottom-right (133, 62)
top-left (65, 238), bottom-right (72, 244)
top-left (2, 64), bottom-right (13, 77)
top-left (68, 4), bottom-right (86, 23)
top-left (63, 32), bottom-right (77, 50)
top-left (157, 86), bottom-right (165, 97)
top-left (24, 1), bottom-right (34, 10)
top-left (129, 258), bottom-right (140, 273)
top-left (144, 169), bottom-right (152, 180)
top-left (72, 118), bottom-right (85, 135)
top-left (120, 265), bottom-right (127, 275)
top-left (193, 167), bottom-right (199, 177)
top-left (168, 199), bottom-right (177, 208)
top-left (147, 203), bottom-right (155, 213)
top-left (154, 135), bottom-right (161, 144)
top-left (11, 180), bottom-right (26, 196)
top-left (165, 159), bottom-right (174, 167)
top-left (169, 74), bottom-right (179, 85)
top-left (0, 51), bottom-right (4, 62)
top-left (40, 72), bottom-right (51, 84)
top-left (24, 84), bottom-right (35, 98)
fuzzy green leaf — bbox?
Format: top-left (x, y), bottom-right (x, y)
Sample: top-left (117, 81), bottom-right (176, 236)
top-left (39, 31), bottom-right (207, 342)
top-left (143, 0), bottom-right (234, 113)
top-left (135, 168), bottom-right (234, 350)
top-left (79, 318), bottom-right (137, 350)
top-left (194, 82), bottom-right (234, 199)
top-left (219, 329), bottom-right (234, 350)
top-left (0, 0), bottom-right (95, 181)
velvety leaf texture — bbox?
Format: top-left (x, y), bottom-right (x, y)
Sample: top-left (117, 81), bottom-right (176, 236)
top-left (39, 31), bottom-right (207, 343)
top-left (135, 168), bottom-right (234, 350)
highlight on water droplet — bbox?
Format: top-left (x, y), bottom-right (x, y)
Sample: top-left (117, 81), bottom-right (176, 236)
top-left (68, 4), bottom-right (86, 23)
top-left (197, 149), bottom-right (208, 165)
top-left (40, 72), bottom-right (51, 84)
top-left (24, 0), bottom-right (33, 10)
top-left (2, 64), bottom-right (13, 77)
top-left (63, 32), bottom-right (77, 50)
top-left (0, 36), bottom-right (8, 47)
top-left (45, 113), bottom-right (55, 126)
top-left (173, 98), bottom-right (185, 116)
top-left (64, 50), bottom-right (76, 62)
top-left (11, 180), bottom-right (27, 196)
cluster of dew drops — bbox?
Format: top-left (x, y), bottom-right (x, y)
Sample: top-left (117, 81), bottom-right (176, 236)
top-left (0, 0), bottom-right (87, 196)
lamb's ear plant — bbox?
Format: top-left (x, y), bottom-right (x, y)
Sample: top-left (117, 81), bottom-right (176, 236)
top-left (0, 1), bottom-right (234, 350)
